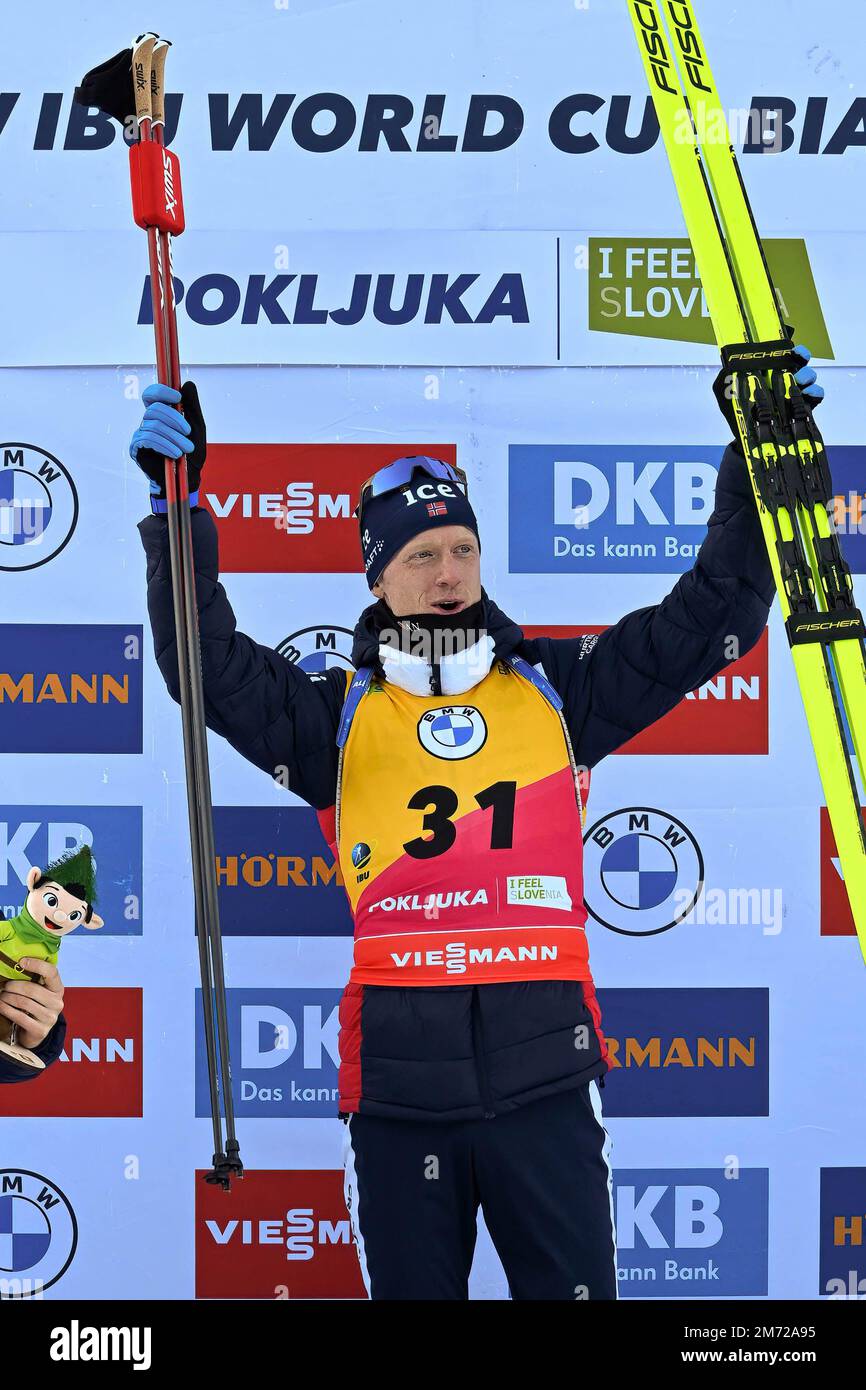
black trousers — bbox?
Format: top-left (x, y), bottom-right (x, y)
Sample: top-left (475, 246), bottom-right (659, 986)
top-left (342, 1082), bottom-right (617, 1300)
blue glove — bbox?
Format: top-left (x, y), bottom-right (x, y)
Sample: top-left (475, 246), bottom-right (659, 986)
top-left (791, 344), bottom-right (825, 407)
top-left (130, 381), bottom-right (206, 513)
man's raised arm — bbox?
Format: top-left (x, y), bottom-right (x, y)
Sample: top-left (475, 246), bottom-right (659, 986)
top-left (135, 383), bottom-right (344, 809)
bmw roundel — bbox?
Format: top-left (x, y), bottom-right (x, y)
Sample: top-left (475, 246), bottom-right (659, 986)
top-left (0, 1169), bottom-right (78, 1296)
top-left (0, 443), bottom-right (79, 572)
top-left (582, 807), bottom-right (704, 935)
top-left (417, 705), bottom-right (487, 760)
top-left (276, 625), bottom-right (354, 674)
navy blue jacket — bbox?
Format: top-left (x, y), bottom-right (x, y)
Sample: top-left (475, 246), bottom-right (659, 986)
top-left (139, 441), bottom-right (774, 1119)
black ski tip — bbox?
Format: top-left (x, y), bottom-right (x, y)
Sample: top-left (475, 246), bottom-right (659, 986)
top-left (202, 1149), bottom-right (245, 1190)
top-left (73, 46), bottom-right (135, 126)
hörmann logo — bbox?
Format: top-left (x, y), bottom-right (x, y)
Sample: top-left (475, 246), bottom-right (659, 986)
top-left (819, 1168), bottom-right (866, 1298)
top-left (598, 987), bottom-right (769, 1117)
top-left (0, 625), bottom-right (143, 754)
top-left (212, 807), bottom-right (351, 937)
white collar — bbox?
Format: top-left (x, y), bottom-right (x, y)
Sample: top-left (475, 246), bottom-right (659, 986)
top-left (379, 635), bottom-right (496, 696)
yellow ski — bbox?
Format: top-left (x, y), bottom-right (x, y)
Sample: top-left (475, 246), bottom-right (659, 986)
top-left (627, 0), bottom-right (866, 954)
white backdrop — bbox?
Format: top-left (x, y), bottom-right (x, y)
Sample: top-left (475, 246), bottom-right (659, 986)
top-left (1, 0), bottom-right (865, 1301)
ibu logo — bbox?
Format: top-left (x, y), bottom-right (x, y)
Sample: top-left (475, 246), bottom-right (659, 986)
top-left (351, 841), bottom-right (373, 884)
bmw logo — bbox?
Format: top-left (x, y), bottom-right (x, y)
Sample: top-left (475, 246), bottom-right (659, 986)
top-left (582, 807), bottom-right (704, 935)
top-left (0, 444), bottom-right (78, 572)
top-left (276, 625), bottom-right (354, 674)
top-left (0, 1170), bottom-right (78, 1298)
top-left (417, 705), bottom-right (487, 760)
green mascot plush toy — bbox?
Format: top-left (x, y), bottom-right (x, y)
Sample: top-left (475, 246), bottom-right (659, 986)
top-left (0, 845), bottom-right (104, 1071)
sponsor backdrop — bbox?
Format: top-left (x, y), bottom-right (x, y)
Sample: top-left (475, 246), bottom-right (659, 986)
top-left (0, 0), bottom-right (864, 1300)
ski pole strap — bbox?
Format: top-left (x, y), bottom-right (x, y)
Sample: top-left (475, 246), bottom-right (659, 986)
top-left (787, 611), bottom-right (866, 647)
top-left (152, 492), bottom-right (199, 514)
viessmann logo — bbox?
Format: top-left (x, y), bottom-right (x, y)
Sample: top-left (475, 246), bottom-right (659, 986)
top-left (383, 933), bottom-right (563, 977)
top-left (819, 804), bottom-right (866, 937)
top-left (196, 1170), bottom-right (366, 1300)
top-left (202, 443), bottom-right (456, 572)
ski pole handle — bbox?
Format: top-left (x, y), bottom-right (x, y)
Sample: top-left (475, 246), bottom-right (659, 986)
top-left (132, 33), bottom-right (157, 132)
top-left (150, 38), bottom-right (171, 129)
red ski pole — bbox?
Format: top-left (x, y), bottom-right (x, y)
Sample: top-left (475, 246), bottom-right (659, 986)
top-left (76, 34), bottom-right (242, 1188)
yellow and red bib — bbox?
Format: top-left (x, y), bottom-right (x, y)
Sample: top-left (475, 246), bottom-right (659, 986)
top-left (334, 658), bottom-right (590, 987)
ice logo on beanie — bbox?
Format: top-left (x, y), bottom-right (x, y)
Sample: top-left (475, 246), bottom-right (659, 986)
top-left (401, 480), bottom-right (461, 510)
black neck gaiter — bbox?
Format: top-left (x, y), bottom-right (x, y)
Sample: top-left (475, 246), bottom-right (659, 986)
top-left (381, 599), bottom-right (487, 696)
